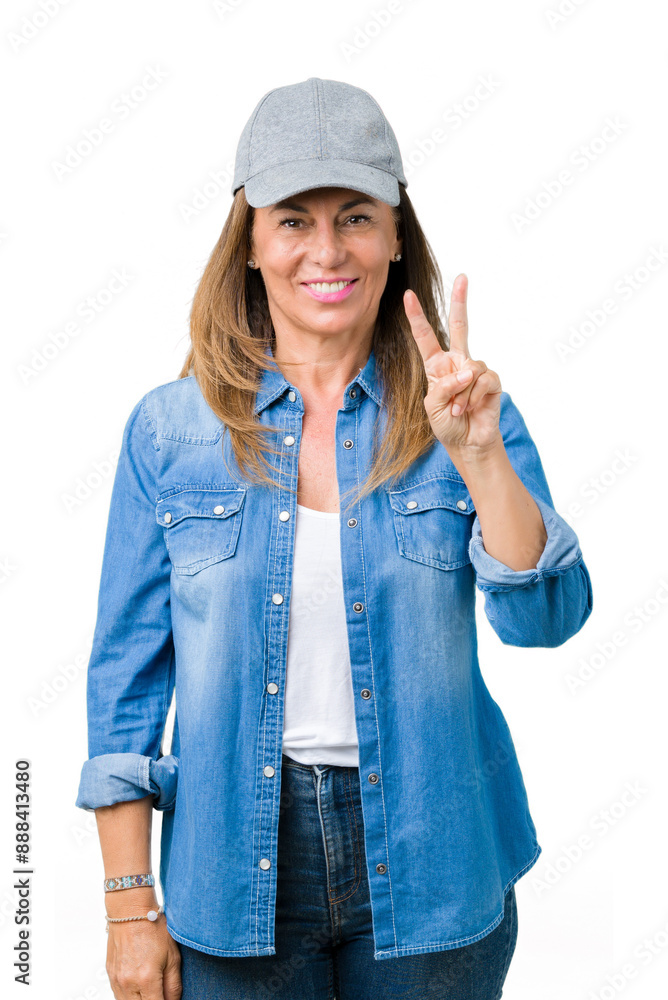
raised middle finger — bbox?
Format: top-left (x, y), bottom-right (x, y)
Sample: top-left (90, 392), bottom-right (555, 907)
top-left (447, 274), bottom-right (471, 359)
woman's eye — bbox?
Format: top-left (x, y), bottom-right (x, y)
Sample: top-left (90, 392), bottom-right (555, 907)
top-left (277, 214), bottom-right (372, 229)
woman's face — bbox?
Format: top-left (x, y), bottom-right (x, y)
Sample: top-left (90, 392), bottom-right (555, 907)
top-left (249, 186), bottom-right (402, 343)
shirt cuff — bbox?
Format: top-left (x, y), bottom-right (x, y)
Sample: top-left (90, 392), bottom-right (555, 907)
top-left (469, 491), bottom-right (583, 592)
top-left (74, 752), bottom-right (179, 812)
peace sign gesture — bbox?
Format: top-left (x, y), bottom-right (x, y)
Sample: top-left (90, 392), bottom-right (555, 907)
top-left (403, 274), bottom-right (503, 455)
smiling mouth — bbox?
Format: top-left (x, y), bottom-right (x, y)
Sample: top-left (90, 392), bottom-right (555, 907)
top-left (302, 279), bottom-right (357, 292)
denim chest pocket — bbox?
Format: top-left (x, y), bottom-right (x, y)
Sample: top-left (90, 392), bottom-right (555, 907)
top-left (387, 476), bottom-right (475, 570)
top-left (155, 486), bottom-right (247, 575)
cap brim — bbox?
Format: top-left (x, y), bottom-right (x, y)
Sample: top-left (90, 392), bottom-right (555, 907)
top-left (242, 159), bottom-right (401, 208)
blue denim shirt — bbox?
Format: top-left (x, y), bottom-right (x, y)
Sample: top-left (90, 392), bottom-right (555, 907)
top-left (75, 346), bottom-right (593, 960)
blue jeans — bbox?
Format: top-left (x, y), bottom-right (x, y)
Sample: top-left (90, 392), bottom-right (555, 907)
top-left (177, 753), bottom-right (518, 999)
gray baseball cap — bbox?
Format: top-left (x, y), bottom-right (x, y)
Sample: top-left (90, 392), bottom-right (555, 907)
top-left (232, 77), bottom-right (407, 208)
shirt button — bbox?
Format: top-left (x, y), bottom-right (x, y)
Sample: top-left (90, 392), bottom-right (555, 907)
top-left (288, 391), bottom-right (296, 402)
top-left (406, 501), bottom-right (418, 509)
top-left (361, 689), bottom-right (372, 699)
top-left (343, 439), bottom-right (354, 449)
top-left (368, 773), bottom-right (379, 784)
top-left (163, 512), bottom-right (172, 524)
top-left (347, 518), bottom-right (357, 527)
top-left (376, 863), bottom-right (387, 875)
top-left (353, 602), bottom-right (364, 613)
top-left (263, 765), bottom-right (275, 777)
top-left (259, 858), bottom-right (271, 870)
top-left (272, 593), bottom-right (284, 604)
top-left (279, 510), bottom-right (290, 521)
top-left (267, 683), bottom-right (279, 694)
top-left (456, 499), bottom-right (468, 510)
top-left (213, 505), bottom-right (225, 514)
top-left (350, 388), bottom-right (357, 398)
top-left (284, 435), bottom-right (295, 446)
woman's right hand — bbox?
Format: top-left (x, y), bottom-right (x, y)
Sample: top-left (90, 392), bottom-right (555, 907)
top-left (106, 917), bottom-right (182, 1000)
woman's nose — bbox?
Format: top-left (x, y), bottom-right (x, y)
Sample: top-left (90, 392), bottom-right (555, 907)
top-left (308, 224), bottom-right (345, 266)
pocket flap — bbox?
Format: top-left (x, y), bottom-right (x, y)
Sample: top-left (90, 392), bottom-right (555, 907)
top-left (388, 476), bottom-right (474, 516)
top-left (156, 486), bottom-right (246, 527)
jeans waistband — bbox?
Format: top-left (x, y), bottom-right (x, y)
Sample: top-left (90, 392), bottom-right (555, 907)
top-left (281, 751), bottom-right (358, 774)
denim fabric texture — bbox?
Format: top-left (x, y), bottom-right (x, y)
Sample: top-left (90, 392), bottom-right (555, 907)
top-left (176, 753), bottom-right (519, 999)
top-left (74, 345), bottom-right (593, 960)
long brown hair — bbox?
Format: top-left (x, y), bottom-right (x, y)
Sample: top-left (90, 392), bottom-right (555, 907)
top-left (177, 185), bottom-right (450, 516)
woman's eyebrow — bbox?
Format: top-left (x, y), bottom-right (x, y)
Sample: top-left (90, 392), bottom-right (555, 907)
top-left (269, 196), bottom-right (377, 214)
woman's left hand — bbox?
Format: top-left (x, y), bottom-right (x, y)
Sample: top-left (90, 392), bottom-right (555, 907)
top-left (403, 274), bottom-right (503, 455)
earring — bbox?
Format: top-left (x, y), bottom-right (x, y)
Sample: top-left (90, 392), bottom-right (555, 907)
top-left (247, 260), bottom-right (256, 268)
top-left (393, 253), bottom-right (402, 262)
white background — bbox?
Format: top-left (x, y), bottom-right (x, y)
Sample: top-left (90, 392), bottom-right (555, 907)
top-left (1, 1), bottom-right (667, 997)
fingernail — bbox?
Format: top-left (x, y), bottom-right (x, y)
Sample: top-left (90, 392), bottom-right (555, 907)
top-left (452, 404), bottom-right (462, 415)
top-left (456, 369), bottom-right (472, 382)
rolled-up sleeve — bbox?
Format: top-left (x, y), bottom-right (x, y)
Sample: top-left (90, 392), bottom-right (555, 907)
top-left (74, 394), bottom-right (177, 813)
top-left (468, 391), bottom-right (593, 648)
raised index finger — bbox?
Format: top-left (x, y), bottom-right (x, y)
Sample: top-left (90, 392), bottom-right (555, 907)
top-left (447, 274), bottom-right (470, 357)
top-left (403, 289), bottom-right (444, 369)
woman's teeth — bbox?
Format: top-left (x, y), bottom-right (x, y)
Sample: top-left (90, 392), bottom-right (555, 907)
top-left (306, 280), bottom-right (353, 293)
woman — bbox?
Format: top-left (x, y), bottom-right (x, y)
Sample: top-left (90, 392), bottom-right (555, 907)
top-left (75, 77), bottom-right (593, 999)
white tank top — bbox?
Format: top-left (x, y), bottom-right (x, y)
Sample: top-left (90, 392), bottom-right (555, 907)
top-left (281, 504), bottom-right (360, 767)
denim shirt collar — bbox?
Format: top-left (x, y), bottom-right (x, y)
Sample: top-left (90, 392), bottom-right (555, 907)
top-left (253, 343), bottom-right (383, 414)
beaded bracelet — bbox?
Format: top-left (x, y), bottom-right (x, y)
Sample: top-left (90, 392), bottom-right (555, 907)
top-left (105, 905), bottom-right (164, 932)
top-left (104, 873), bottom-right (155, 892)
